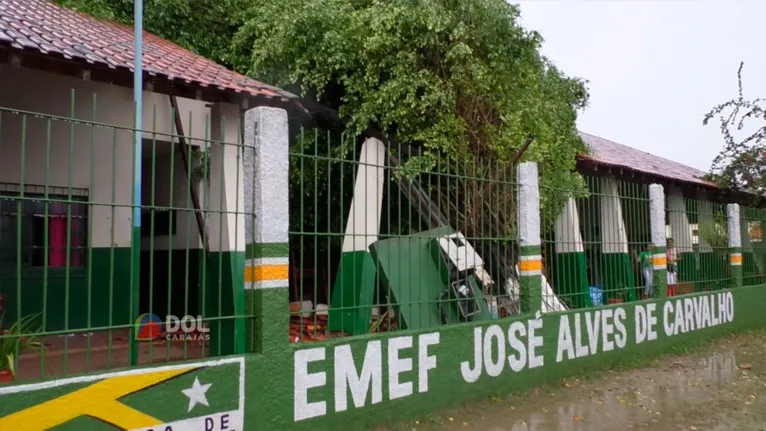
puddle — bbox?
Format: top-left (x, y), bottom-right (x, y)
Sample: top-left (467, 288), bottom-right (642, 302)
top-left (402, 332), bottom-right (766, 431)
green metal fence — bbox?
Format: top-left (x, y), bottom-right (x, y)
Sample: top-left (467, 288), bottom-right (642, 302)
top-left (670, 197), bottom-right (731, 293)
top-left (541, 175), bottom-right (744, 310)
top-left (0, 92), bottom-right (760, 384)
top-left (0, 91), bottom-right (249, 382)
top-left (541, 175), bottom-right (651, 308)
top-left (287, 128), bottom-right (522, 342)
top-left (740, 206), bottom-right (766, 286)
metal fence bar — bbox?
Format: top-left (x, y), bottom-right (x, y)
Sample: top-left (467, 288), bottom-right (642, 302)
top-left (1, 88), bottom-right (763, 385)
top-left (0, 89), bottom-right (252, 383)
top-left (288, 126), bottom-right (522, 342)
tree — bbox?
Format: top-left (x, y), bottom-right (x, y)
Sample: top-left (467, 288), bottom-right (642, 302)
top-left (59, 0), bottom-right (591, 274)
top-left (704, 62), bottom-right (766, 195)
top-left (231, 0), bottom-right (590, 231)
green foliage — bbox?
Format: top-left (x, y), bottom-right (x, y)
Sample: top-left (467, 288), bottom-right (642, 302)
top-left (0, 312), bottom-right (45, 374)
top-left (704, 62), bottom-right (766, 196)
top-left (288, 128), bottom-right (356, 252)
top-left (697, 216), bottom-right (729, 253)
top-left (55, 0), bottom-right (247, 68)
top-left (233, 0), bottom-right (591, 231)
top-left (60, 0), bottom-right (591, 233)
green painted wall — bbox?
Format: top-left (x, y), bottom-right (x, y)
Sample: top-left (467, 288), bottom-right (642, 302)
top-left (550, 252), bottom-right (591, 308)
top-left (697, 252), bottom-right (728, 291)
top-left (3, 285), bottom-right (766, 431)
top-left (328, 250), bottom-right (376, 335)
top-left (204, 250), bottom-right (245, 355)
top-left (601, 253), bottom-right (637, 302)
top-left (678, 251), bottom-right (697, 284)
top-left (246, 287), bottom-right (289, 353)
top-left (0, 248), bottom-right (214, 333)
top-left (742, 251), bottom-right (758, 285)
top-left (0, 247), bottom-right (132, 331)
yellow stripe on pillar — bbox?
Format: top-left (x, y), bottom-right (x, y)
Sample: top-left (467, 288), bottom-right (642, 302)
top-left (519, 256), bottom-right (543, 275)
top-left (244, 264), bottom-right (289, 282)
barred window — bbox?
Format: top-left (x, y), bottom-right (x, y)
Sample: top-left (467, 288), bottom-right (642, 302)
top-left (0, 184), bottom-right (88, 270)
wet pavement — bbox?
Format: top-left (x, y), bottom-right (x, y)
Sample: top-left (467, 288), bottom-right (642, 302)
top-left (389, 330), bottom-right (766, 431)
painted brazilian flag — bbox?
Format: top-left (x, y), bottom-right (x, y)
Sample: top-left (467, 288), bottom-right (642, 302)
top-left (0, 357), bottom-right (244, 431)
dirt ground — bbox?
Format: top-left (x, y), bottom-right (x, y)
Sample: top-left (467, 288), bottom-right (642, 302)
top-left (386, 330), bottom-right (766, 431)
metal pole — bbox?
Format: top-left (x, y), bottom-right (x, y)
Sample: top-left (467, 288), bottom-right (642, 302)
top-left (129, 0), bottom-right (143, 367)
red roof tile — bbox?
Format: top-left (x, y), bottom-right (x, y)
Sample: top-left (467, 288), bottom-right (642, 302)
top-left (0, 0), bottom-right (296, 102)
top-left (579, 132), bottom-right (716, 187)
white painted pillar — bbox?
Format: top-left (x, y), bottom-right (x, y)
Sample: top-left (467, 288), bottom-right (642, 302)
top-left (517, 162), bottom-right (542, 313)
top-left (244, 106), bottom-right (290, 352)
top-left (552, 197), bottom-right (589, 307)
top-left (649, 184), bottom-right (668, 297)
top-left (340, 137), bottom-right (386, 254)
top-left (329, 137), bottom-right (386, 335)
top-left (600, 176), bottom-right (628, 254)
top-left (555, 198), bottom-right (584, 253)
top-left (667, 189), bottom-right (693, 252)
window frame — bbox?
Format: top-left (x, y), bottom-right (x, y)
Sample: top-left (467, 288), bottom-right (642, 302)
top-left (0, 183), bottom-right (89, 276)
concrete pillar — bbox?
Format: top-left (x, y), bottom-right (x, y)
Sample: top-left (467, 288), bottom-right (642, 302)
top-left (517, 162), bottom-right (542, 314)
top-left (552, 198), bottom-right (590, 307)
top-left (728, 203), bottom-right (743, 288)
top-left (649, 184), bottom-right (668, 298)
top-left (328, 137), bottom-right (386, 335)
top-left (244, 106), bottom-right (289, 352)
top-left (204, 102), bottom-right (246, 354)
top-left (599, 177), bottom-right (636, 303)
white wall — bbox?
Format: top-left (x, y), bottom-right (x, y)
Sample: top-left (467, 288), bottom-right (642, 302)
top-left (0, 63), bottom-right (225, 249)
top-left (206, 103), bottom-right (245, 254)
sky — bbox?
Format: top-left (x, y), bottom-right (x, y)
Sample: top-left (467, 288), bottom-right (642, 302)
top-left (516, 0), bottom-right (766, 172)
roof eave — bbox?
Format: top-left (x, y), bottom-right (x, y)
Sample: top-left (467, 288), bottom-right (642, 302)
top-left (0, 45), bottom-right (294, 109)
top-left (575, 156), bottom-right (718, 189)
top-left (576, 156), bottom-right (766, 205)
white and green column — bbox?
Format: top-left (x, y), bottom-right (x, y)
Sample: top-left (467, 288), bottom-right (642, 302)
top-left (517, 162), bottom-right (542, 314)
top-left (204, 102), bottom-right (247, 355)
top-left (552, 198), bottom-right (590, 308)
top-left (328, 137), bottom-right (386, 335)
top-left (599, 177), bottom-right (636, 302)
top-left (244, 106), bottom-right (290, 352)
top-left (728, 203), bottom-right (743, 288)
top-left (649, 184), bottom-right (668, 298)
top-left (668, 189), bottom-right (695, 285)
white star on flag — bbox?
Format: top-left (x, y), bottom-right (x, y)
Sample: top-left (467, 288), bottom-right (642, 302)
top-left (181, 377), bottom-right (212, 412)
